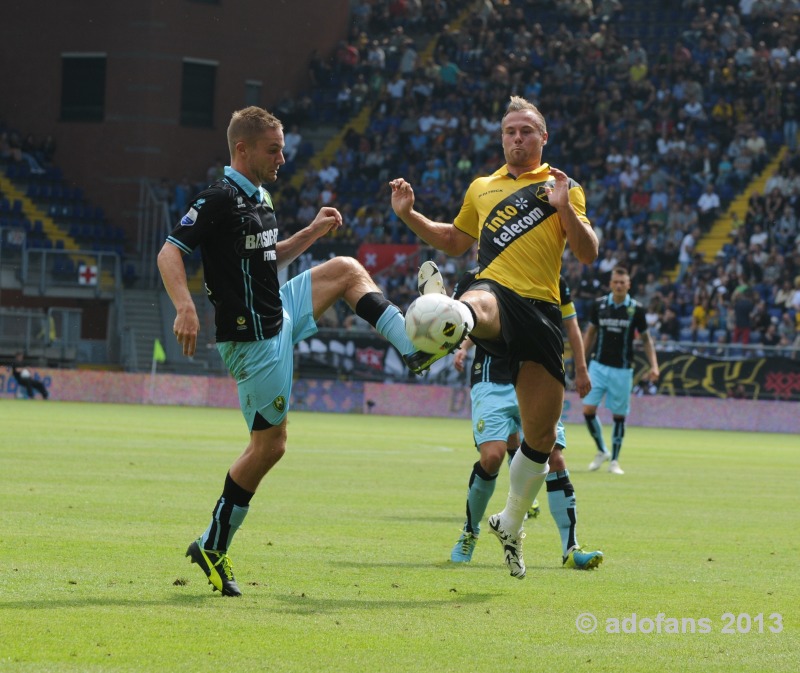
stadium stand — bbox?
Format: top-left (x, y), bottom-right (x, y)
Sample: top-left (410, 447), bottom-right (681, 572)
top-left (29, 0), bottom-right (792, 367)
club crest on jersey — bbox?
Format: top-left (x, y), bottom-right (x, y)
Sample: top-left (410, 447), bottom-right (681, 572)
top-left (180, 207), bottom-right (199, 226)
top-left (236, 316), bottom-right (247, 330)
top-left (273, 396), bottom-right (286, 412)
top-left (477, 419), bottom-right (485, 434)
top-left (534, 181), bottom-right (555, 203)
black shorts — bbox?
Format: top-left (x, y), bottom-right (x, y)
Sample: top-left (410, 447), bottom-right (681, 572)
top-left (465, 279), bottom-right (565, 387)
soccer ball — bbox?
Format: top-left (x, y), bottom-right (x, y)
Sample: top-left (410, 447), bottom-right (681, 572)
top-left (405, 293), bottom-right (470, 354)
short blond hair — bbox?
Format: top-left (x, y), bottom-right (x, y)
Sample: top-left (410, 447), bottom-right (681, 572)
top-left (502, 96), bottom-right (547, 134)
top-left (227, 106), bottom-right (282, 158)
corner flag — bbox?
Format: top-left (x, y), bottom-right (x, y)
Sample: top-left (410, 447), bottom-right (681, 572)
top-left (153, 338), bottom-right (166, 363)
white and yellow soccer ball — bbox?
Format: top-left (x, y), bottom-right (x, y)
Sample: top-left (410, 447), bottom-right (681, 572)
top-left (404, 293), bottom-right (473, 354)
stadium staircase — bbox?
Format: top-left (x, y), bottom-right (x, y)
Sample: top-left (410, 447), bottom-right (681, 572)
top-left (664, 146), bottom-right (788, 280)
top-left (0, 172), bottom-right (117, 292)
top-left (287, 3), bottom-right (477, 190)
top-left (121, 288), bottom-right (165, 371)
top-left (692, 147), bottom-right (788, 265)
top-left (118, 288), bottom-right (221, 373)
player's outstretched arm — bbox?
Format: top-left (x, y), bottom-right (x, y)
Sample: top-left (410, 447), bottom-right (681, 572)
top-left (390, 178), bottom-right (474, 256)
top-left (276, 206), bottom-right (343, 271)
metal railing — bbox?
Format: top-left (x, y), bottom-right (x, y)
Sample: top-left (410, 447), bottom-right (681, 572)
top-left (0, 306), bottom-right (82, 364)
top-left (19, 247), bottom-right (120, 297)
top-left (137, 179), bottom-right (172, 289)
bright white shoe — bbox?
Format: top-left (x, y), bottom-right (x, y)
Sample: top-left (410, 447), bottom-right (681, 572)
top-left (608, 460), bottom-right (625, 475)
top-left (487, 514), bottom-right (526, 579)
top-left (588, 452), bottom-right (610, 471)
top-left (417, 260), bottom-right (447, 296)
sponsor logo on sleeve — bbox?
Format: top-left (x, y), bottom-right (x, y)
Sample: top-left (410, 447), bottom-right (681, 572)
top-left (180, 207), bottom-right (199, 226)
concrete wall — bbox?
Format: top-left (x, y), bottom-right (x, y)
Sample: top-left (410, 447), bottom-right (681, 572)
top-left (1, 0), bottom-right (350, 240)
top-left (2, 368), bottom-right (798, 435)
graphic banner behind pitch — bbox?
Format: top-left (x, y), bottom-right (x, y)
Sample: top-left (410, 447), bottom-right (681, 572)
top-left (297, 331), bottom-right (800, 400)
top-left (650, 350), bottom-right (800, 401)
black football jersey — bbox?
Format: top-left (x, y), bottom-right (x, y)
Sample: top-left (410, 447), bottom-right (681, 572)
top-left (166, 168), bottom-right (282, 342)
top-left (588, 294), bottom-right (648, 369)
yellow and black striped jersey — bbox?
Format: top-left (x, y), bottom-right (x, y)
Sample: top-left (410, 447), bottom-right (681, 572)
top-left (453, 163), bottom-right (590, 304)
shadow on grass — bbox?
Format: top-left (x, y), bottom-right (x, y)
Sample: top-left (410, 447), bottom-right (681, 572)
top-left (0, 592), bottom-right (214, 610)
top-left (0, 589), bottom-right (496, 614)
top-left (270, 591), bottom-right (495, 615)
top-left (379, 515), bottom-right (465, 523)
top-left (330, 559), bottom-right (565, 573)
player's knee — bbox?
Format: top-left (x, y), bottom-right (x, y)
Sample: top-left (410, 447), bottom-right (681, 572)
top-left (524, 428), bottom-right (557, 454)
top-left (479, 443), bottom-right (506, 473)
top-left (459, 289), bottom-right (498, 336)
top-left (549, 447), bottom-right (566, 471)
top-left (318, 256), bottom-right (365, 285)
top-left (480, 452), bottom-right (504, 474)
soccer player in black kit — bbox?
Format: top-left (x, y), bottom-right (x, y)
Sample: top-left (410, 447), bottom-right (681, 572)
top-left (582, 266), bottom-right (660, 475)
top-left (158, 106), bottom-right (440, 596)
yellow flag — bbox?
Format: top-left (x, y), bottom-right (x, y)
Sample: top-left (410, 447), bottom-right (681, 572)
top-left (153, 338), bottom-right (166, 363)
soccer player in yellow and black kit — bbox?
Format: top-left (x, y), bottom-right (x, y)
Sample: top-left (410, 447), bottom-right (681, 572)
top-left (391, 96), bottom-right (598, 579)
top-left (449, 271), bottom-right (603, 570)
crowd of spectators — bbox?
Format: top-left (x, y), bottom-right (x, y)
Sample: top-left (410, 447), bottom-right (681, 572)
top-left (113, 1), bottom-right (800, 356)
top-left (254, 0), bottom-right (800, 356)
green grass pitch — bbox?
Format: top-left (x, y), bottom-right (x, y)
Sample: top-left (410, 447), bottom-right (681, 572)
top-left (2, 400), bottom-right (798, 672)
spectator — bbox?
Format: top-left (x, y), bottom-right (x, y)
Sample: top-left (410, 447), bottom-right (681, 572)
top-left (282, 125), bottom-right (302, 163)
top-left (317, 159), bottom-right (340, 187)
top-left (782, 82), bottom-right (798, 151)
top-left (745, 128), bottom-right (768, 170)
top-left (697, 182), bottom-right (721, 230)
top-left (773, 278), bottom-right (796, 311)
top-left (10, 353), bottom-right (49, 400)
top-left (750, 299), bottom-right (772, 337)
top-left (731, 285), bottom-right (755, 344)
top-left (791, 276), bottom-right (800, 313)
top-left (678, 227), bottom-right (700, 282)
top-left (660, 306), bottom-right (681, 342)
top-left (777, 311), bottom-right (796, 346)
top-left (761, 322), bottom-right (781, 347)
